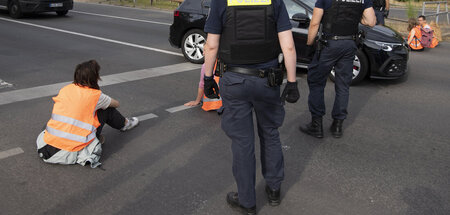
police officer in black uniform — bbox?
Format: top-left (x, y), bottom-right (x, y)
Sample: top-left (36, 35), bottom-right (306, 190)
top-left (300, 0), bottom-right (376, 138)
top-left (374, 0), bottom-right (390, 25)
top-left (203, 0), bottom-right (299, 214)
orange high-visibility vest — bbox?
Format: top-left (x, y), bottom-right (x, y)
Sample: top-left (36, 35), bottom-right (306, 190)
top-left (409, 26), bottom-right (423, 50)
top-left (202, 75), bottom-right (222, 111)
top-left (43, 84), bottom-right (101, 152)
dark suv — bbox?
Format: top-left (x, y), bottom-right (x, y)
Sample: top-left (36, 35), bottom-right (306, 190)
top-left (169, 0), bottom-right (409, 84)
top-left (0, 0), bottom-right (73, 18)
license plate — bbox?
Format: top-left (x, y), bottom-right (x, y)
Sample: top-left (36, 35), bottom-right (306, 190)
top-left (49, 3), bottom-right (63, 7)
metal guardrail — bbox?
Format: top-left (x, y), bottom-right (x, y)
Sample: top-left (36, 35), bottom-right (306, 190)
top-left (422, 1), bottom-right (449, 24)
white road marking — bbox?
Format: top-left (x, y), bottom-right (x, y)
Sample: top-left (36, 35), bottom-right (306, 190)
top-left (0, 62), bottom-right (201, 106)
top-left (0, 79), bottom-right (13, 89)
top-left (0, 17), bottom-right (183, 57)
top-left (137, 113), bottom-right (158, 121)
top-left (0, 147), bottom-right (24, 160)
top-left (71, 10), bottom-right (171, 26)
top-left (165, 105), bottom-right (196, 113)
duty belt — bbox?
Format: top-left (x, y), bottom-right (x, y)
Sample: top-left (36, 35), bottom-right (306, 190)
top-left (226, 67), bottom-right (272, 78)
top-left (323, 35), bottom-right (357, 40)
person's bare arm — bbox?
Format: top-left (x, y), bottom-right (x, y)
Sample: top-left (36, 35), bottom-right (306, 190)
top-left (307, 7), bottom-right (324, 46)
top-left (184, 88), bottom-right (204, 106)
top-left (109, 98), bottom-right (120, 108)
top-left (407, 29), bottom-right (416, 45)
top-left (278, 30), bottom-right (297, 82)
top-left (385, 0), bottom-right (389, 10)
top-left (361, 7), bottom-right (376, 27)
top-left (204, 34), bottom-right (220, 77)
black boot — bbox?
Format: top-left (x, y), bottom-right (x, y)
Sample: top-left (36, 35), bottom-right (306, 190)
top-left (299, 117), bottom-right (323, 138)
top-left (226, 192), bottom-right (257, 215)
top-left (330, 119), bottom-right (344, 138)
top-left (265, 185), bottom-right (281, 206)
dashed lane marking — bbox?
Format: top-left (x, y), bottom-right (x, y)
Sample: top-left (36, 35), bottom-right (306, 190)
top-left (0, 147), bottom-right (24, 160)
top-left (0, 79), bottom-right (13, 89)
top-left (137, 113), bottom-right (158, 121)
top-left (0, 17), bottom-right (183, 57)
top-left (165, 105), bottom-right (196, 113)
top-left (0, 62), bottom-right (201, 106)
top-left (71, 11), bottom-right (171, 26)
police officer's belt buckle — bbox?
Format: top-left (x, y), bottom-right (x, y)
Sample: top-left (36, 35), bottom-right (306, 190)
top-left (258, 69), bottom-right (266, 78)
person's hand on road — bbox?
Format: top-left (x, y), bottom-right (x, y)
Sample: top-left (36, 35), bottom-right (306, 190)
top-left (384, 10), bottom-right (389, 18)
top-left (304, 45), bottom-right (315, 57)
top-left (281, 81), bottom-right (300, 104)
top-left (204, 75), bottom-right (220, 99)
top-left (184, 100), bottom-right (201, 106)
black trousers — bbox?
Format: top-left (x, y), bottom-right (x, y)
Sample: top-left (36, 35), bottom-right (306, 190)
top-left (96, 107), bottom-right (126, 137)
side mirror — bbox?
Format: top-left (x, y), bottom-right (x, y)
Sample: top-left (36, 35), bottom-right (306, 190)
top-left (292, 13), bottom-right (310, 24)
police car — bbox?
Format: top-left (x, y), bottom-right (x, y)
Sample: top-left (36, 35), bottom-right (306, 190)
top-left (169, 0), bottom-right (409, 84)
top-left (0, 0), bottom-right (73, 18)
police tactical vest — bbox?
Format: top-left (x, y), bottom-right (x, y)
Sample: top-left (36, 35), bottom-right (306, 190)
top-left (322, 0), bottom-right (364, 36)
top-left (219, 0), bottom-right (281, 65)
top-left (372, 0), bottom-right (385, 9)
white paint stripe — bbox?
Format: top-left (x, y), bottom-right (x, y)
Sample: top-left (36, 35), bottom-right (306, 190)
top-left (165, 105), bottom-right (196, 113)
top-left (71, 10), bottom-right (171, 26)
top-left (0, 79), bottom-right (13, 89)
top-left (0, 63), bottom-right (201, 106)
top-left (76, 2), bottom-right (173, 14)
top-left (0, 147), bottom-right (24, 160)
top-left (137, 113), bottom-right (158, 121)
top-left (0, 17), bottom-right (183, 57)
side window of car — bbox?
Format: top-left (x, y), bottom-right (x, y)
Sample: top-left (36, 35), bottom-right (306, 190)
top-left (284, 0), bottom-right (307, 19)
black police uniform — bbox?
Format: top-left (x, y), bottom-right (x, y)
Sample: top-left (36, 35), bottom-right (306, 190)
top-left (306, 0), bottom-right (371, 134)
top-left (204, 0), bottom-right (293, 210)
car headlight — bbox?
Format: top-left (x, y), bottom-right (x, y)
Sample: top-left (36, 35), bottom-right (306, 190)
top-left (366, 39), bottom-right (403, 52)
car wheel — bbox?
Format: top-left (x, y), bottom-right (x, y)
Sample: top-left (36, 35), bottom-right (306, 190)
top-left (330, 49), bottom-right (368, 85)
top-left (181, 29), bottom-right (206, 64)
top-left (8, 0), bottom-right (23, 19)
top-left (56, 10), bottom-right (69, 16)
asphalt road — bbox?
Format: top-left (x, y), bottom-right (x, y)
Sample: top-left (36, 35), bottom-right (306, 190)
top-left (1, 3), bottom-right (449, 215)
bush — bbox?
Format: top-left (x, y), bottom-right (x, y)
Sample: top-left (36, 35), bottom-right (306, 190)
top-left (407, 0), bottom-right (418, 18)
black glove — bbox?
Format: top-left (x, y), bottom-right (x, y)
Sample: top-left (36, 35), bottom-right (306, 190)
top-left (384, 10), bottom-right (389, 18)
top-left (204, 75), bottom-right (220, 99)
top-left (304, 45), bottom-right (315, 57)
top-left (281, 81), bottom-right (300, 104)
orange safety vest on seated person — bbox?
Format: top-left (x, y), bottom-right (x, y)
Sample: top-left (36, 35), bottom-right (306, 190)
top-left (202, 75), bottom-right (223, 111)
top-left (43, 84), bottom-right (102, 152)
top-left (409, 26), bottom-right (423, 50)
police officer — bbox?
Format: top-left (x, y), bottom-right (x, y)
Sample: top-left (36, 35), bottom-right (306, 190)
top-left (300, 0), bottom-right (376, 138)
top-left (374, 0), bottom-right (390, 25)
top-left (202, 0), bottom-right (299, 213)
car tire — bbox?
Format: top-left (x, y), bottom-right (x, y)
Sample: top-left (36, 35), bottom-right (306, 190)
top-left (56, 10), bottom-right (69, 16)
top-left (330, 48), bottom-right (368, 85)
top-left (8, 0), bottom-right (23, 19)
top-left (181, 29), bottom-right (206, 64)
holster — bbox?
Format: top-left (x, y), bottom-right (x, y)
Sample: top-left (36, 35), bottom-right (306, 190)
top-left (267, 68), bottom-right (284, 87)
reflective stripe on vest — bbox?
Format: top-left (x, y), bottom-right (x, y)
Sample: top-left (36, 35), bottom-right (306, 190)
top-left (46, 126), bottom-right (97, 144)
top-left (202, 76), bottom-right (222, 111)
top-left (43, 84), bottom-right (101, 152)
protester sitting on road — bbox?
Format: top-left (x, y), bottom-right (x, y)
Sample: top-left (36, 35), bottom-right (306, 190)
top-left (36, 60), bottom-right (139, 168)
top-left (418, 15), bottom-right (439, 48)
top-left (407, 18), bottom-right (424, 51)
top-left (184, 62), bottom-right (222, 112)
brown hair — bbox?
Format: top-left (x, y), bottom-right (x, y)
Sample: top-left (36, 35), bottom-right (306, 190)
top-left (408, 18), bottom-right (418, 32)
top-left (73, 60), bottom-right (101, 90)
